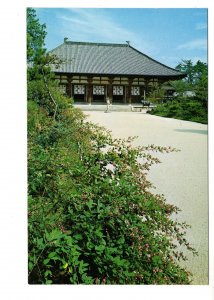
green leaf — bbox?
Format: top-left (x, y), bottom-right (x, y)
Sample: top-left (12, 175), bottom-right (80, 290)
top-left (45, 229), bottom-right (62, 242)
top-left (48, 252), bottom-right (57, 259)
top-left (74, 234), bottom-right (82, 240)
top-left (43, 258), bottom-right (50, 265)
top-left (79, 260), bottom-right (89, 275)
top-left (152, 255), bottom-right (162, 266)
top-left (81, 274), bottom-right (94, 284)
top-left (28, 261), bottom-right (33, 271)
top-left (44, 270), bottom-right (52, 277)
top-left (87, 199), bottom-right (93, 209)
top-left (95, 245), bottom-right (105, 253)
top-left (63, 263), bottom-right (68, 269)
top-left (45, 280), bottom-right (53, 284)
top-left (64, 235), bottom-right (73, 246)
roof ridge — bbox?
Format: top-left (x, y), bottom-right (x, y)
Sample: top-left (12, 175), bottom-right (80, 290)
top-left (64, 40), bottom-right (127, 47)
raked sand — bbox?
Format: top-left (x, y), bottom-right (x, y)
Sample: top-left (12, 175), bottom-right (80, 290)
top-left (84, 110), bottom-right (208, 285)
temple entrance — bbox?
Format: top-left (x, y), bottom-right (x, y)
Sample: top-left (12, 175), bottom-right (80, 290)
top-left (113, 86), bottom-right (124, 103)
top-left (131, 86), bottom-right (141, 103)
top-left (93, 85), bottom-right (106, 102)
top-left (73, 84), bottom-right (85, 101)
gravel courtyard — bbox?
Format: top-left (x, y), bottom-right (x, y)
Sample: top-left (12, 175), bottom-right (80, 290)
top-left (84, 110), bottom-right (208, 285)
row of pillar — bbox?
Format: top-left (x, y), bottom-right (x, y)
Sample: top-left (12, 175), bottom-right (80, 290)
top-left (65, 76), bottom-right (155, 103)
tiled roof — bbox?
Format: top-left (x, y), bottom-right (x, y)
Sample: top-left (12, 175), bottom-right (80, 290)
top-left (50, 41), bottom-right (185, 78)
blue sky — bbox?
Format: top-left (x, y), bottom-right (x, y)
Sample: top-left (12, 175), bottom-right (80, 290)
top-left (36, 8), bottom-right (207, 68)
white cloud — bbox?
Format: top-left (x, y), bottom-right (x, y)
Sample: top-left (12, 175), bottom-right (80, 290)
top-left (177, 39), bottom-right (207, 50)
top-left (195, 23), bottom-right (207, 30)
top-left (57, 8), bottom-right (153, 54)
top-left (58, 9), bottom-right (133, 42)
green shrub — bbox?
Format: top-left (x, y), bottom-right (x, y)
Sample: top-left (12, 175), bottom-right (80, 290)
top-left (27, 79), bottom-right (72, 117)
top-left (28, 85), bottom-right (197, 284)
top-left (149, 99), bottom-right (207, 124)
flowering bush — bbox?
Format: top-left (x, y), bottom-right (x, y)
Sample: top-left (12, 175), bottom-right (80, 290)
top-left (28, 81), bottom-right (197, 284)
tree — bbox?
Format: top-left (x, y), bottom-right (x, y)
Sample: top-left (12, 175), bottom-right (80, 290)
top-left (173, 59), bottom-right (208, 101)
top-left (27, 8), bottom-right (61, 78)
top-left (167, 80), bottom-right (191, 95)
top-left (175, 59), bottom-right (208, 88)
top-left (150, 59), bottom-right (208, 122)
top-left (27, 8), bottom-right (63, 119)
top-left (193, 60), bottom-right (208, 84)
top-left (27, 8), bottom-right (47, 64)
top-left (193, 61), bottom-right (208, 102)
top-left (176, 59), bottom-right (195, 85)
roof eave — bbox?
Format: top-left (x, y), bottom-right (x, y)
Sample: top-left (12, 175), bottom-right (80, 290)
top-left (53, 70), bottom-right (186, 79)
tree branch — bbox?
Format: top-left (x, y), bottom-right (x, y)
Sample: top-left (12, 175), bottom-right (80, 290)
top-left (41, 67), bottom-right (58, 120)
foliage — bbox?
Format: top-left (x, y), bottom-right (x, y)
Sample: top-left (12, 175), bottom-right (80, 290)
top-left (27, 79), bottom-right (72, 117)
top-left (28, 90), bottom-right (198, 284)
top-left (168, 80), bottom-right (191, 95)
top-left (174, 59), bottom-right (208, 102)
top-left (27, 8), bottom-right (47, 64)
top-left (194, 67), bottom-right (208, 102)
top-left (147, 86), bottom-right (165, 103)
top-left (176, 59), bottom-right (195, 84)
top-left (176, 60), bottom-right (207, 86)
top-left (149, 59), bottom-right (208, 122)
top-left (27, 8), bottom-right (61, 82)
top-left (149, 99), bottom-right (208, 124)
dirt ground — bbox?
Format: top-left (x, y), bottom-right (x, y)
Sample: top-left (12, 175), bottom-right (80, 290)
top-left (84, 110), bottom-right (208, 285)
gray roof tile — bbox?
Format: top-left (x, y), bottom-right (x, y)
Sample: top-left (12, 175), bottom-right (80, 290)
top-left (50, 41), bottom-right (185, 78)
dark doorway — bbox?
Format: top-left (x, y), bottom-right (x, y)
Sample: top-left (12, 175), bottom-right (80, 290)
top-left (74, 94), bottom-right (85, 101)
top-left (113, 95), bottom-right (124, 103)
top-left (93, 95), bottom-right (105, 102)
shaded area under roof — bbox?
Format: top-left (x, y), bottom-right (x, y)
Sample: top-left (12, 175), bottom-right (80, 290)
top-left (50, 41), bottom-right (186, 78)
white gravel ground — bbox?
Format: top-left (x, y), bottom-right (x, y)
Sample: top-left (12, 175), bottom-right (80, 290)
top-left (84, 110), bottom-right (208, 285)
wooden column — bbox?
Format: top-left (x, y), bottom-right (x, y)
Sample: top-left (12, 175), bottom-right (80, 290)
top-left (107, 77), bottom-right (113, 103)
top-left (122, 82), bottom-right (126, 103)
top-left (140, 86), bottom-right (144, 100)
top-left (127, 78), bottom-right (133, 104)
top-left (67, 76), bottom-right (72, 98)
top-left (124, 86), bottom-right (127, 103)
top-left (87, 77), bottom-right (93, 104)
top-left (144, 79), bottom-right (149, 99)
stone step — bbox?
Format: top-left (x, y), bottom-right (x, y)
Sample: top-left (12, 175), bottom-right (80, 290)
top-left (74, 103), bottom-right (155, 112)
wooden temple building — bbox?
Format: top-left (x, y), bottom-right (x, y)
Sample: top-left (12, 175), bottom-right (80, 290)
top-left (50, 39), bottom-right (186, 104)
